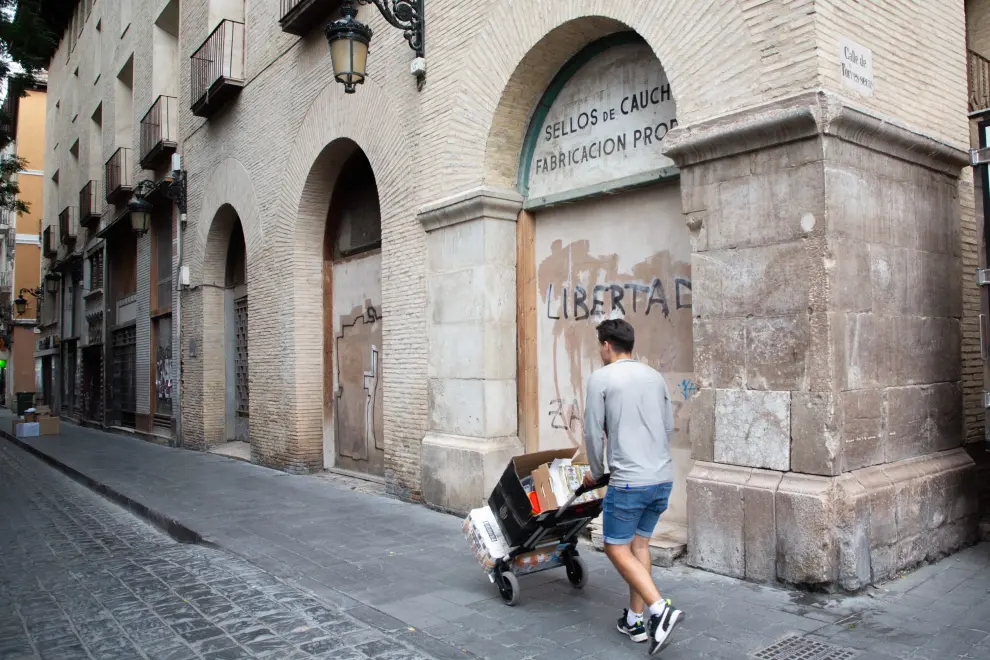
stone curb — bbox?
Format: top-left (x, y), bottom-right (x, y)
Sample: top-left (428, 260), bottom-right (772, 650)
top-left (1, 429), bottom-right (212, 547)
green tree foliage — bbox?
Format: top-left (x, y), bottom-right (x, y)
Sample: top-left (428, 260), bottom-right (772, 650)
top-left (0, 0), bottom-right (72, 213)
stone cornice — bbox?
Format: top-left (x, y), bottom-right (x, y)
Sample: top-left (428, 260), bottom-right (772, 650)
top-left (417, 186), bottom-right (523, 233)
top-left (664, 91), bottom-right (969, 175)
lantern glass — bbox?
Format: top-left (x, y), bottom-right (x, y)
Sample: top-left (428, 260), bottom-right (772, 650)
top-left (14, 296), bottom-right (27, 316)
top-left (330, 36), bottom-right (369, 91)
top-left (128, 196), bottom-right (152, 236)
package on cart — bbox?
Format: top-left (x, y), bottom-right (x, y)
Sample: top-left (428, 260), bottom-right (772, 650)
top-left (532, 456), bottom-right (605, 513)
top-left (511, 542), bottom-right (565, 576)
top-left (463, 506), bottom-right (508, 573)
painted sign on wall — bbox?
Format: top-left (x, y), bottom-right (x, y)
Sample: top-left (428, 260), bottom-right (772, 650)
top-left (525, 39), bottom-right (678, 204)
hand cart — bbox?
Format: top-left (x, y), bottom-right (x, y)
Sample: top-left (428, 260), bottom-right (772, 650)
top-left (491, 474), bottom-right (610, 606)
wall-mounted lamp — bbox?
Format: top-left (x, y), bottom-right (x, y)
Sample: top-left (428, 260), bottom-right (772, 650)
top-left (14, 287), bottom-right (41, 317)
top-left (325, 0), bottom-right (425, 94)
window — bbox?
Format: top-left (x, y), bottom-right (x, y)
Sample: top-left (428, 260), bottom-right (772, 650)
top-left (154, 213), bottom-right (172, 310)
top-left (89, 251), bottom-right (104, 292)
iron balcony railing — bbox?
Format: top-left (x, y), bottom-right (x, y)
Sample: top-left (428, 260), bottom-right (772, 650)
top-left (0, 208), bottom-right (13, 229)
top-left (59, 206), bottom-right (79, 245)
top-left (42, 226), bottom-right (56, 258)
top-left (139, 95), bottom-right (179, 169)
top-left (279, 0), bottom-right (341, 35)
top-left (190, 20), bottom-right (246, 117)
top-left (104, 147), bottom-right (133, 203)
top-left (79, 180), bottom-right (101, 227)
top-left (969, 50), bottom-right (990, 114)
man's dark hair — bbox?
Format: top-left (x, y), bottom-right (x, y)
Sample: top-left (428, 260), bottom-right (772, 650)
top-left (596, 319), bottom-right (635, 353)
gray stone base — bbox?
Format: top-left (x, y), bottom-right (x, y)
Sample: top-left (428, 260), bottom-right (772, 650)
top-left (420, 433), bottom-right (523, 515)
top-left (687, 449), bottom-right (979, 591)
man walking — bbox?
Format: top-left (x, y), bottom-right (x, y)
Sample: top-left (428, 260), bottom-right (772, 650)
top-left (582, 318), bottom-right (682, 655)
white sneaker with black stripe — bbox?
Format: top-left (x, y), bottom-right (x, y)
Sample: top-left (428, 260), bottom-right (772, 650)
top-left (647, 601), bottom-right (682, 655)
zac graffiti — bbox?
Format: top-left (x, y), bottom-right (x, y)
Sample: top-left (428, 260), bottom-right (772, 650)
top-left (537, 239), bottom-right (693, 448)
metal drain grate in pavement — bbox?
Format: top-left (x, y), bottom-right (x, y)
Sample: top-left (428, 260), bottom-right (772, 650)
top-left (753, 634), bottom-right (860, 660)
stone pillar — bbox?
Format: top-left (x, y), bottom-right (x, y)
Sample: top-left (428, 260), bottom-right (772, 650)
top-left (667, 91), bottom-right (979, 590)
top-left (417, 186), bottom-right (524, 514)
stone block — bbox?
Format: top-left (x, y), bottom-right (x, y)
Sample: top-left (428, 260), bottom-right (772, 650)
top-left (708, 162), bottom-right (824, 250)
top-left (868, 243), bottom-right (908, 315)
top-left (827, 237), bottom-right (871, 313)
top-left (690, 388), bottom-right (715, 461)
top-left (852, 464), bottom-right (897, 555)
top-left (426, 220), bottom-right (486, 275)
top-left (834, 474), bottom-right (872, 591)
top-left (743, 469), bottom-right (782, 582)
top-left (824, 166), bottom-right (879, 244)
top-left (745, 315), bottom-right (811, 390)
top-left (698, 242), bottom-right (813, 318)
top-left (897, 317), bottom-right (961, 386)
top-left (775, 473), bottom-right (837, 586)
top-left (929, 382), bottom-right (963, 452)
top-left (905, 249), bottom-right (961, 318)
top-left (749, 137), bottom-right (823, 174)
top-left (428, 268), bottom-right (485, 324)
top-left (839, 389), bottom-right (884, 472)
top-left (686, 462), bottom-right (750, 578)
top-left (790, 391), bottom-right (840, 476)
top-left (428, 378), bottom-right (516, 438)
top-left (835, 313), bottom-right (895, 390)
top-left (885, 386), bottom-right (930, 462)
top-left (693, 318), bottom-right (745, 388)
top-left (884, 458), bottom-right (930, 546)
top-left (714, 389), bottom-right (790, 471)
top-left (420, 433), bottom-right (523, 514)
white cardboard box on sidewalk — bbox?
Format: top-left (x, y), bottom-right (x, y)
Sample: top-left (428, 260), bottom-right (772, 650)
top-left (11, 422), bottom-right (40, 438)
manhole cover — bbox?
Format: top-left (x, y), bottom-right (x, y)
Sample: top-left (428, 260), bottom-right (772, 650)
top-left (752, 634), bottom-right (860, 660)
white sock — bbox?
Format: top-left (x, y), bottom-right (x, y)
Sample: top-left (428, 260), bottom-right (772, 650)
top-left (626, 609), bottom-right (643, 626)
top-left (648, 600), bottom-right (666, 618)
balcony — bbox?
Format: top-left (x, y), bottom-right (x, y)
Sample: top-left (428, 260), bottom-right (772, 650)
top-left (79, 180), bottom-right (101, 228)
top-left (139, 95), bottom-right (179, 169)
top-left (969, 50), bottom-right (990, 114)
top-left (0, 208), bottom-right (13, 230)
top-left (280, 0), bottom-right (342, 36)
top-left (104, 147), bottom-right (133, 204)
top-left (59, 206), bottom-right (79, 246)
top-left (191, 20), bottom-right (245, 118)
top-left (42, 226), bottom-right (56, 259)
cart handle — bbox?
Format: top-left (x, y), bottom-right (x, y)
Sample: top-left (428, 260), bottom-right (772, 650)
top-left (555, 473), bottom-right (610, 519)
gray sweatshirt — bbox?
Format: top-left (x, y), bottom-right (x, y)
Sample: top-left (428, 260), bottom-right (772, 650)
top-left (583, 359), bottom-right (675, 487)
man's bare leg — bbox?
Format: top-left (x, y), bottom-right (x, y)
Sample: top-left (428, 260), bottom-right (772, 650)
top-left (605, 541), bottom-right (661, 608)
top-left (628, 535), bottom-right (655, 614)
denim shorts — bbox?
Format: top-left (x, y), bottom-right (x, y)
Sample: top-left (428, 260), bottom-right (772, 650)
top-left (602, 482), bottom-right (673, 545)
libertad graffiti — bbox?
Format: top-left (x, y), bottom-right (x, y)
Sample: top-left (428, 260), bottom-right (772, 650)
top-left (536, 239), bottom-right (694, 450)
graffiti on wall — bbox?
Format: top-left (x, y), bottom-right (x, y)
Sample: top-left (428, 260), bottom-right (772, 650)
top-left (537, 238), bottom-right (693, 449)
top-left (155, 345), bottom-right (172, 410)
top-left (335, 302), bottom-right (385, 461)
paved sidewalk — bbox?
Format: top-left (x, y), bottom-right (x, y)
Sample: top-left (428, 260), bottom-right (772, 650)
top-left (0, 442), bottom-right (442, 660)
top-left (3, 412), bottom-right (990, 660)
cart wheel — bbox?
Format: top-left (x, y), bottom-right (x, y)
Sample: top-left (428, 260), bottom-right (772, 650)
top-left (497, 571), bottom-right (520, 606)
top-left (566, 556), bottom-right (588, 589)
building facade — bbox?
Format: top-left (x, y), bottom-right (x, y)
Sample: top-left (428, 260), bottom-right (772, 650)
top-left (43, 0), bottom-right (988, 589)
top-left (2, 85), bottom-right (47, 413)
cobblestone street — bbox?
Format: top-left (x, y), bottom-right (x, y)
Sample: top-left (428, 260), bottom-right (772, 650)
top-left (0, 442), bottom-right (438, 660)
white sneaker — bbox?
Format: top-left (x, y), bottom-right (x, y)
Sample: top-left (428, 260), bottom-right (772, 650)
top-left (647, 601), bottom-right (683, 655)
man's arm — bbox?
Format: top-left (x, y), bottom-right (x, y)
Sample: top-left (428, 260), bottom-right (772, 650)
top-left (583, 375), bottom-right (606, 481)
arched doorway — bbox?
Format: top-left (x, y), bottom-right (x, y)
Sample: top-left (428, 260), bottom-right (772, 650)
top-left (224, 217), bottom-right (249, 443)
top-left (323, 149), bottom-right (385, 477)
top-left (513, 32), bottom-right (694, 539)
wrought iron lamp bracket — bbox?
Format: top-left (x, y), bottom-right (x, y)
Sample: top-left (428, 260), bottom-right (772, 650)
top-left (356, 0), bottom-right (425, 57)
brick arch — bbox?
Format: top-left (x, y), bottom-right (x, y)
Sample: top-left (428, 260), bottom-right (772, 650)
top-left (442, 0), bottom-right (767, 192)
top-left (269, 77), bottom-right (426, 487)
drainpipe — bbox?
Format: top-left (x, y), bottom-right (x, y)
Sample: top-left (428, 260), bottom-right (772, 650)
top-left (170, 153), bottom-right (186, 449)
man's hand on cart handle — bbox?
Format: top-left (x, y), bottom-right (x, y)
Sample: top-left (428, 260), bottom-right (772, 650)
top-left (577, 473), bottom-right (610, 496)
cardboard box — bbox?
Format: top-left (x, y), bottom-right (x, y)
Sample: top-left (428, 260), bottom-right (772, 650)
top-left (22, 412), bottom-right (39, 423)
top-left (511, 542), bottom-right (565, 576)
top-left (12, 422), bottom-right (40, 438)
top-left (530, 449), bottom-right (605, 513)
top-left (38, 415), bottom-right (59, 436)
top-left (463, 506), bottom-right (509, 573)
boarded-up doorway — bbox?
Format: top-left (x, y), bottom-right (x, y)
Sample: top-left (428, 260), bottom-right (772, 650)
top-left (225, 219), bottom-right (249, 443)
top-left (323, 150), bottom-right (384, 477)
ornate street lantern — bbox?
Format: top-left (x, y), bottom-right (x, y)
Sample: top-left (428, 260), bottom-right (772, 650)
top-left (128, 194), bottom-right (153, 236)
top-left (325, 0), bottom-right (425, 94)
